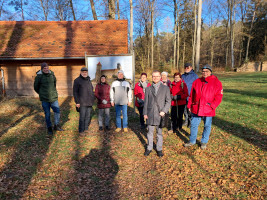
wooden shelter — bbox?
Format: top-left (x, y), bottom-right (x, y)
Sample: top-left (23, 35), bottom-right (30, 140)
top-left (0, 20), bottom-right (128, 96)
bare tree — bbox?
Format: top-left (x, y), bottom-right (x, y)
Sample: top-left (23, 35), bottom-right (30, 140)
top-left (228, 0), bottom-right (235, 69)
top-left (149, 0), bottom-right (155, 70)
top-left (173, 0), bottom-right (177, 70)
top-left (245, 0), bottom-right (258, 62)
top-left (0, 0), bottom-right (5, 18)
top-left (129, 0), bottom-right (133, 54)
top-left (192, 0), bottom-right (197, 69)
top-left (39, 0), bottom-right (50, 21)
top-left (116, 0), bottom-right (120, 19)
top-left (108, 0), bottom-right (115, 19)
top-left (69, 0), bottom-right (76, 20)
top-left (195, 0), bottom-right (202, 72)
top-left (89, 0), bottom-right (97, 20)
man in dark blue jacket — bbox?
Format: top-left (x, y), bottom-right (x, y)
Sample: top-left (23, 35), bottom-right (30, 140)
top-left (73, 67), bottom-right (95, 135)
top-left (181, 63), bottom-right (198, 127)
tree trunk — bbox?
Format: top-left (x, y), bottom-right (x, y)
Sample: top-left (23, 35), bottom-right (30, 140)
top-left (69, 0), bottom-right (76, 20)
top-left (192, 0), bottom-right (197, 70)
top-left (177, 18), bottom-right (180, 70)
top-left (245, 2), bottom-right (257, 62)
top-left (151, 0), bottom-right (155, 71)
top-left (108, 0), bottom-right (116, 19)
top-left (195, 0), bottom-right (202, 72)
top-left (90, 0), bottom-right (98, 20)
top-left (129, 0), bottom-right (133, 54)
top-left (183, 38), bottom-right (186, 71)
top-left (229, 0), bottom-right (235, 69)
top-left (20, 0), bottom-right (24, 20)
top-left (39, 0), bottom-right (48, 21)
top-left (173, 0), bottom-right (177, 70)
top-left (116, 0), bottom-right (120, 19)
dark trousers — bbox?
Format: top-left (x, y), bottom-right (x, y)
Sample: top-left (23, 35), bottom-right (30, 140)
top-left (171, 105), bottom-right (185, 130)
top-left (137, 106), bottom-right (145, 126)
top-left (79, 106), bottom-right (92, 133)
top-left (183, 102), bottom-right (191, 126)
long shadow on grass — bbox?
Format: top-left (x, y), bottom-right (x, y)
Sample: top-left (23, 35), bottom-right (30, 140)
top-left (213, 116), bottom-right (267, 151)
top-left (75, 131), bottom-right (119, 199)
top-left (0, 112), bottom-right (52, 199)
top-left (0, 99), bottom-right (42, 137)
top-left (224, 89), bottom-right (267, 99)
top-left (0, 97), bottom-right (72, 199)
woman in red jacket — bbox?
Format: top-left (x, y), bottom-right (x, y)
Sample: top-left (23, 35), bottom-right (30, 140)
top-left (95, 75), bottom-right (111, 131)
top-left (134, 73), bottom-right (151, 129)
top-left (184, 64), bottom-right (223, 149)
top-left (170, 72), bottom-right (188, 133)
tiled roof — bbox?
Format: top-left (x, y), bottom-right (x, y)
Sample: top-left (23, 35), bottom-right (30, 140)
top-left (0, 20), bottom-right (128, 58)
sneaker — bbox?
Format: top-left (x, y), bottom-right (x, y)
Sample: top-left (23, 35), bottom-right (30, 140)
top-left (47, 127), bottom-right (53, 135)
top-left (144, 149), bottom-right (152, 156)
top-left (105, 126), bottom-right (110, 131)
top-left (115, 128), bottom-right (121, 132)
top-left (184, 142), bottom-right (195, 147)
top-left (99, 127), bottom-right (103, 131)
top-left (157, 151), bottom-right (164, 157)
top-left (123, 128), bottom-right (128, 132)
top-left (54, 124), bottom-right (64, 131)
top-left (200, 143), bottom-right (207, 150)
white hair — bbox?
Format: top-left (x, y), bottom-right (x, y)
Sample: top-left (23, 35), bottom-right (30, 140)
top-left (161, 71), bottom-right (168, 76)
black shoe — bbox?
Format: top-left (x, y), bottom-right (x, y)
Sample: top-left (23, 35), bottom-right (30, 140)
top-left (54, 124), bottom-right (64, 131)
top-left (157, 151), bottom-right (164, 157)
top-left (144, 149), bottom-right (152, 156)
top-left (182, 122), bottom-right (188, 127)
top-left (105, 126), bottom-right (110, 131)
top-left (99, 127), bottom-right (103, 131)
top-left (47, 127), bottom-right (53, 135)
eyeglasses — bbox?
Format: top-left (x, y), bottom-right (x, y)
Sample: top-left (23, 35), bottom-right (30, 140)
top-left (152, 76), bottom-right (161, 77)
top-left (202, 70), bottom-right (210, 73)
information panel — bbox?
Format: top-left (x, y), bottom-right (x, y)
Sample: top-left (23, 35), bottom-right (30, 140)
top-left (86, 55), bottom-right (133, 80)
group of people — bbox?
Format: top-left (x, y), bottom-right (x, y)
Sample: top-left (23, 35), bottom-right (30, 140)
top-left (34, 62), bottom-right (223, 157)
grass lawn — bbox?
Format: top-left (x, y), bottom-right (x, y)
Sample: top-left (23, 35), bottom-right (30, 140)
top-left (0, 72), bottom-right (266, 199)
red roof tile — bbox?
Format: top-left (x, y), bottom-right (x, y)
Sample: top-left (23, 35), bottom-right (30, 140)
top-left (0, 20), bottom-right (128, 58)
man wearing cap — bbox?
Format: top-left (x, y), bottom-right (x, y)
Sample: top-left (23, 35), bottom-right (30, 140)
top-left (181, 63), bottom-right (199, 127)
top-left (184, 64), bottom-right (223, 149)
top-left (34, 62), bottom-right (64, 135)
top-left (110, 70), bottom-right (132, 132)
top-left (73, 67), bottom-right (95, 135)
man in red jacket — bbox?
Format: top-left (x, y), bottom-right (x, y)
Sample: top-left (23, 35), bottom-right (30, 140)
top-left (184, 64), bottom-right (223, 149)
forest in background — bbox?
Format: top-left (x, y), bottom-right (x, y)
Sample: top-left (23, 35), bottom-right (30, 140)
top-left (0, 0), bottom-right (266, 72)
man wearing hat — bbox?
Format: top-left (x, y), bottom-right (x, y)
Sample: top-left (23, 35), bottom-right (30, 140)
top-left (34, 62), bottom-right (64, 135)
top-left (73, 67), bottom-right (95, 135)
top-left (184, 64), bottom-right (223, 149)
top-left (110, 70), bottom-right (132, 132)
top-left (181, 63), bottom-right (199, 127)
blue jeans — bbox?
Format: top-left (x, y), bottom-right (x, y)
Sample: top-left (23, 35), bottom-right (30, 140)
top-left (189, 113), bottom-right (213, 144)
top-left (42, 100), bottom-right (60, 128)
top-left (115, 105), bottom-right (128, 128)
top-left (79, 106), bottom-right (92, 133)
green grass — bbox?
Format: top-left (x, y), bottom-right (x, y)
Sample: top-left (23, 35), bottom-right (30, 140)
top-left (0, 72), bottom-right (266, 199)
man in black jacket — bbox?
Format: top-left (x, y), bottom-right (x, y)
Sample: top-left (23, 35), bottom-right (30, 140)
top-left (73, 67), bottom-right (95, 135)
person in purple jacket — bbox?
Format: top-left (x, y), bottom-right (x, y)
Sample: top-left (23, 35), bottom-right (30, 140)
top-left (181, 63), bottom-right (199, 127)
top-left (95, 75), bottom-right (111, 131)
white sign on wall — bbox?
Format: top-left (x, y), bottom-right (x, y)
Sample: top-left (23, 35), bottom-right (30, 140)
top-left (86, 55), bottom-right (133, 80)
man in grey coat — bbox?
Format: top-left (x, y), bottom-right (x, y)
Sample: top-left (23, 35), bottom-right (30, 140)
top-left (143, 70), bottom-right (171, 157)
